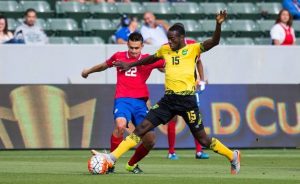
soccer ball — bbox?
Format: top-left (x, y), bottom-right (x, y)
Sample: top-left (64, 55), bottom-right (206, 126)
top-left (87, 154), bottom-right (108, 174)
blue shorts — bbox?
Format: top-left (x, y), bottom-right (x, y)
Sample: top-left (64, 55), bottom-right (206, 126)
top-left (113, 98), bottom-right (148, 127)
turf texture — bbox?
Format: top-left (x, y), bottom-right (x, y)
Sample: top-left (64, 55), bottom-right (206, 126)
top-left (0, 149), bottom-right (299, 184)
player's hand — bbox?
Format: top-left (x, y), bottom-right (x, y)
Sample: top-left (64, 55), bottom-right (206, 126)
top-left (113, 61), bottom-right (131, 71)
top-left (196, 80), bottom-right (206, 92)
top-left (81, 69), bottom-right (89, 78)
top-left (216, 10), bottom-right (227, 24)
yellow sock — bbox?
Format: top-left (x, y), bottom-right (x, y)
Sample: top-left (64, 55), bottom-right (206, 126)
top-left (111, 133), bottom-right (141, 159)
top-left (210, 137), bottom-right (234, 161)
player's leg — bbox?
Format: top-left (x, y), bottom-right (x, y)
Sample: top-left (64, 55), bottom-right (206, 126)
top-left (108, 96), bottom-right (174, 163)
top-left (126, 131), bottom-right (155, 173)
top-left (167, 116), bottom-right (178, 160)
top-left (111, 118), bottom-right (126, 152)
top-left (180, 107), bottom-right (240, 174)
top-left (110, 99), bottom-right (132, 152)
top-left (194, 138), bottom-right (209, 159)
top-left (126, 99), bottom-right (156, 173)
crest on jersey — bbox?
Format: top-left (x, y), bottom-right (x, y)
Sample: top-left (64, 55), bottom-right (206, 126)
top-left (182, 49), bottom-right (188, 55)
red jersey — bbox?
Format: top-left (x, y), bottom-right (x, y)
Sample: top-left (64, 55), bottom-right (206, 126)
top-left (106, 51), bottom-right (165, 99)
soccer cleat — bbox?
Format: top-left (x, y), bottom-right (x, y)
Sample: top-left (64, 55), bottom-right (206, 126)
top-left (168, 153), bottom-right (179, 160)
top-left (125, 163), bottom-right (143, 174)
top-left (91, 149), bottom-right (100, 155)
top-left (195, 151), bottom-right (209, 159)
top-left (90, 150), bottom-right (115, 169)
top-left (231, 150), bottom-right (241, 175)
top-left (106, 165), bottom-right (115, 174)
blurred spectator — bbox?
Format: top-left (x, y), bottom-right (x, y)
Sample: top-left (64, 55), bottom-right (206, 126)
top-left (283, 0), bottom-right (300, 20)
top-left (14, 8), bottom-right (48, 45)
top-left (0, 15), bottom-right (13, 44)
top-left (115, 15), bottom-right (139, 44)
top-left (141, 12), bottom-right (169, 46)
top-left (271, 9), bottom-right (296, 45)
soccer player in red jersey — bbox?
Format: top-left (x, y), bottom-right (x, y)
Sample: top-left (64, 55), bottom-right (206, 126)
top-left (82, 32), bottom-right (164, 174)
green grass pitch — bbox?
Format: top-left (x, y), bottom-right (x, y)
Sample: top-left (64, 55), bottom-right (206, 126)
top-left (0, 149), bottom-right (299, 184)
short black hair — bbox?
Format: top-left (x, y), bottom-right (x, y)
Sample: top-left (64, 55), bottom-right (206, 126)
top-left (0, 14), bottom-right (8, 34)
top-left (128, 32), bottom-right (144, 43)
top-left (24, 8), bottom-right (37, 16)
top-left (169, 23), bottom-right (186, 36)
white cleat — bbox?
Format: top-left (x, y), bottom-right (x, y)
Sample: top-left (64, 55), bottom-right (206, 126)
top-left (90, 149), bottom-right (115, 168)
top-left (231, 150), bottom-right (241, 175)
top-left (91, 149), bottom-right (100, 155)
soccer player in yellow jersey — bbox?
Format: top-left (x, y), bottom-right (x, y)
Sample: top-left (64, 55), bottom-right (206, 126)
top-left (95, 10), bottom-right (241, 174)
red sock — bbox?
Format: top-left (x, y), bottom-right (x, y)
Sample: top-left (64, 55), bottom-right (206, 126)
top-left (194, 138), bottom-right (202, 153)
top-left (128, 144), bottom-right (150, 166)
top-left (168, 120), bottom-right (176, 154)
top-left (110, 134), bottom-right (123, 152)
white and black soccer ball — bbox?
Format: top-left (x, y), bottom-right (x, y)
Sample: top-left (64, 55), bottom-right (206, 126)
top-left (88, 154), bottom-right (108, 174)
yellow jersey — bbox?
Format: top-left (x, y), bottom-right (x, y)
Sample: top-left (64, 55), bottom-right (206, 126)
top-left (155, 43), bottom-right (205, 95)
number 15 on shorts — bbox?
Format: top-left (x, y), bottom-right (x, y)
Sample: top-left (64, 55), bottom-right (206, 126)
top-left (187, 110), bottom-right (196, 123)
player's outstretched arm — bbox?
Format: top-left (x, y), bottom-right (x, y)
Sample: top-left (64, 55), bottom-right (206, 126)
top-left (114, 54), bottom-right (160, 71)
top-left (81, 62), bottom-right (109, 78)
top-left (202, 10), bottom-right (227, 51)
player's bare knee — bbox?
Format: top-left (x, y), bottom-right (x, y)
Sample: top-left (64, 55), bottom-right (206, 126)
top-left (142, 132), bottom-right (156, 149)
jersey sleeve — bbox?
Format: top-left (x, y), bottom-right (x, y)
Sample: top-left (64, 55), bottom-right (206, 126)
top-left (105, 52), bottom-right (118, 67)
top-left (194, 42), bottom-right (206, 54)
top-left (154, 46), bottom-right (165, 59)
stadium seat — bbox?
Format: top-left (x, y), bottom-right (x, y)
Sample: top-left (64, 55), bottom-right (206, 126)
top-left (228, 3), bottom-right (260, 19)
top-left (172, 2), bottom-right (204, 19)
top-left (143, 2), bottom-right (176, 19)
top-left (56, 1), bottom-right (89, 22)
top-left (115, 2), bottom-right (144, 17)
top-left (48, 37), bottom-right (74, 44)
top-left (0, 1), bottom-right (23, 18)
top-left (257, 20), bottom-right (275, 36)
top-left (112, 19), bottom-right (122, 29)
top-left (74, 37), bottom-right (105, 44)
top-left (47, 18), bottom-right (80, 36)
top-left (82, 19), bottom-right (114, 31)
top-left (229, 20), bottom-right (260, 37)
top-left (254, 38), bottom-right (272, 45)
top-left (226, 37), bottom-right (255, 45)
top-left (7, 18), bottom-right (18, 31)
top-left (200, 3), bottom-right (227, 18)
top-left (87, 2), bottom-right (119, 19)
top-left (257, 20), bottom-right (275, 31)
top-left (56, 1), bottom-right (87, 14)
top-left (20, 1), bottom-right (51, 12)
top-left (169, 20), bottom-right (201, 32)
top-left (296, 38), bottom-right (300, 45)
top-left (199, 20), bottom-right (232, 37)
top-left (0, 1), bottom-right (21, 12)
top-left (293, 21), bottom-right (300, 32)
top-left (256, 3), bottom-right (282, 19)
top-left (19, 1), bottom-right (53, 19)
top-left (197, 36), bottom-right (226, 45)
top-left (82, 19), bottom-right (115, 42)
